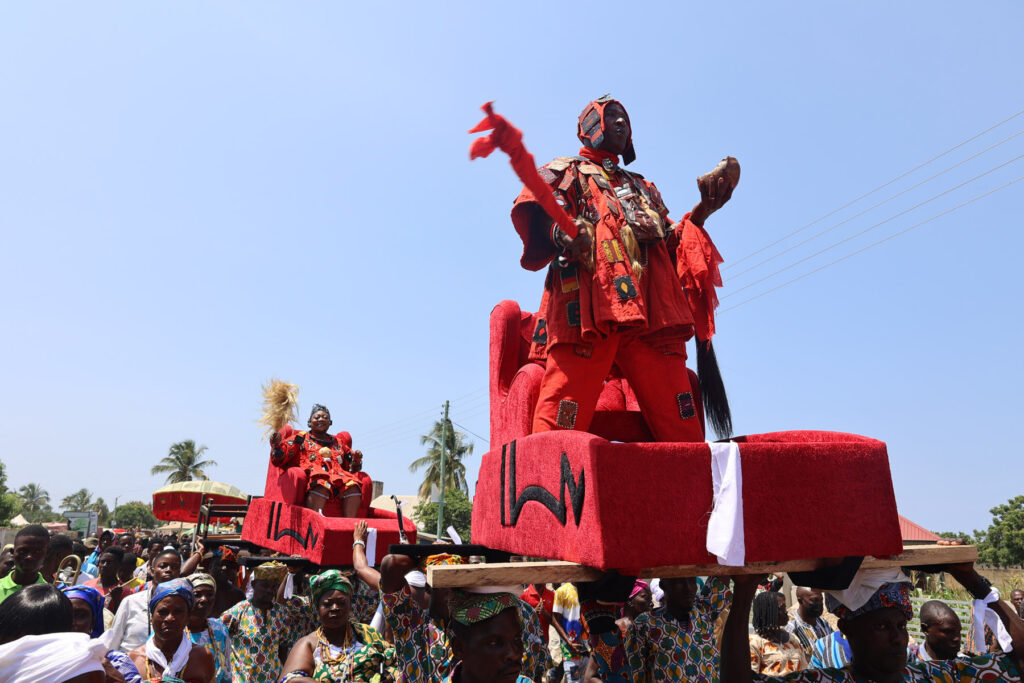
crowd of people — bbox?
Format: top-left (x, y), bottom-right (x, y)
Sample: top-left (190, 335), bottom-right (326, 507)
top-left (1, 520), bottom-right (1024, 682)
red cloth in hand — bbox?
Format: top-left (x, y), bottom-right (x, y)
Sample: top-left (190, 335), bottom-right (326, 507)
top-left (676, 213), bottom-right (723, 341)
top-left (469, 102), bottom-right (579, 239)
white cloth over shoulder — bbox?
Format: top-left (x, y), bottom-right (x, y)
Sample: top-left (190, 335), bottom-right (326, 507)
top-left (974, 588), bottom-right (1013, 653)
top-left (145, 630), bottom-right (193, 677)
top-left (0, 631), bottom-right (109, 682)
top-left (706, 442), bottom-right (745, 566)
top-left (824, 567), bottom-right (910, 612)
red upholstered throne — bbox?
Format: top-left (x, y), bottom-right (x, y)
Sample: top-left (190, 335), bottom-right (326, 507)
top-left (241, 452), bottom-right (417, 566)
top-left (472, 300), bottom-right (904, 572)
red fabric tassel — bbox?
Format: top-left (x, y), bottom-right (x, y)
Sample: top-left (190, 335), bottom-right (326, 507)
top-left (676, 214), bottom-right (724, 342)
top-left (469, 102), bottom-right (579, 239)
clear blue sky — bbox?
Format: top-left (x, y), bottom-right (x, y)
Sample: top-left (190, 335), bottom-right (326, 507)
top-left (1, 3), bottom-right (1021, 536)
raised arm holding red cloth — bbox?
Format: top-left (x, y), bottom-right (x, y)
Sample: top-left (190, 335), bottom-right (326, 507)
top-left (471, 95), bottom-right (737, 439)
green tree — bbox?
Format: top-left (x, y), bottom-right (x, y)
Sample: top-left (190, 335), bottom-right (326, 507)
top-left (0, 461), bottom-right (19, 526)
top-left (975, 495), bottom-right (1024, 566)
top-left (113, 502), bottom-right (158, 529)
top-left (409, 420), bottom-right (473, 499)
top-left (91, 497), bottom-right (111, 526)
top-left (61, 488), bottom-right (94, 513)
top-left (151, 440), bottom-right (217, 484)
top-left (413, 489), bottom-right (473, 542)
top-left (18, 483), bottom-right (49, 514)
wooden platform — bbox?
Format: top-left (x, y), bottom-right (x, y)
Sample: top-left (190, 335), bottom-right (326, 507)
top-left (427, 544), bottom-right (977, 587)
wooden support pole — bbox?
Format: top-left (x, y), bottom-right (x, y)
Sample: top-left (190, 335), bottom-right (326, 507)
top-left (427, 545), bottom-right (978, 588)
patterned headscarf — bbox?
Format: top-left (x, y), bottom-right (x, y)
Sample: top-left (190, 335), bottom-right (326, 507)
top-left (448, 589), bottom-right (519, 625)
top-left (219, 545), bottom-right (239, 564)
top-left (187, 572), bottom-right (216, 590)
top-left (577, 94), bottom-right (635, 165)
top-left (252, 560), bottom-right (288, 584)
top-left (61, 584), bottom-right (105, 637)
top-left (629, 580), bottom-right (650, 600)
top-left (826, 582), bottom-right (913, 621)
top-left (309, 569), bottom-right (353, 607)
top-left (149, 577), bottom-right (195, 613)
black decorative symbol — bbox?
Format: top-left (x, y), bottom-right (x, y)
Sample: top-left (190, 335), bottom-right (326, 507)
top-left (266, 501), bottom-right (320, 550)
top-left (500, 440), bottom-right (585, 527)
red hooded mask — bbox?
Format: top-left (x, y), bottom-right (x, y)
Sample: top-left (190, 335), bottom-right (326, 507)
top-left (577, 94), bottom-right (636, 165)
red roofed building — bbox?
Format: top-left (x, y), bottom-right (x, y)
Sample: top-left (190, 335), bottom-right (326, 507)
top-left (899, 514), bottom-right (941, 544)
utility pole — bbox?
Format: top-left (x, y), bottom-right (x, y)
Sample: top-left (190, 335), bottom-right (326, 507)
top-left (436, 400), bottom-right (449, 539)
top-left (113, 496), bottom-right (119, 528)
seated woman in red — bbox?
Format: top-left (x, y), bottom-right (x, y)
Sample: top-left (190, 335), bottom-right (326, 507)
top-left (270, 404), bottom-right (365, 516)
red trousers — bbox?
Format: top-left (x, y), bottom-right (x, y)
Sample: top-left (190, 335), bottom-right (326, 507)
top-left (532, 333), bottom-right (704, 442)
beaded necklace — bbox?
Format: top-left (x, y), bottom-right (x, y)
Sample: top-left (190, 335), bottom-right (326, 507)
top-left (315, 626), bottom-right (354, 682)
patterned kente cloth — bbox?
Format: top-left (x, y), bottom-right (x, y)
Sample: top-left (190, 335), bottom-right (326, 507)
top-left (380, 587), bottom-right (553, 683)
top-left (785, 614), bottom-right (833, 656)
top-left (188, 618), bottom-right (232, 683)
top-left (279, 623), bottom-right (396, 683)
top-left (624, 576), bottom-right (732, 682)
top-left (752, 653), bottom-right (1022, 682)
top-left (381, 587), bottom-right (453, 683)
top-left (750, 633), bottom-right (809, 675)
top-left (348, 572), bottom-right (378, 625)
top-left (221, 599), bottom-right (308, 683)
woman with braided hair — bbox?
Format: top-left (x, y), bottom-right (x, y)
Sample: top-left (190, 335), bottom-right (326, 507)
top-left (270, 404), bottom-right (365, 516)
top-left (749, 591), bottom-right (808, 675)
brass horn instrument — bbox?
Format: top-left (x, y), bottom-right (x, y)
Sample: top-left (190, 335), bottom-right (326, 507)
top-left (55, 554), bottom-right (82, 585)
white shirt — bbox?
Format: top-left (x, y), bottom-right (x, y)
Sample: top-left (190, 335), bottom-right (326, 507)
top-left (108, 585), bottom-right (152, 652)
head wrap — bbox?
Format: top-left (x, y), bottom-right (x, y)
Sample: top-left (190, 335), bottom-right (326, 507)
top-left (577, 94), bottom-right (635, 165)
top-left (309, 404), bottom-right (331, 420)
top-left (252, 561), bottom-right (288, 584)
top-left (61, 584), bottom-right (105, 638)
top-left (448, 589), bottom-right (519, 626)
top-left (405, 571), bottom-right (427, 588)
top-left (308, 570), bottom-right (353, 607)
top-left (219, 546), bottom-right (238, 563)
top-left (187, 573), bottom-right (216, 590)
top-left (149, 577), bottom-right (195, 613)
top-left (826, 581), bottom-right (913, 621)
top-left (629, 580), bottom-right (650, 600)
top-left (423, 553), bottom-right (464, 567)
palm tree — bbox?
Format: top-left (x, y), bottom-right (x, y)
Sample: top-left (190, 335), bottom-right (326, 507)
top-left (151, 440), bottom-right (217, 484)
top-left (18, 483), bottom-right (49, 513)
top-left (409, 419), bottom-right (473, 499)
top-left (60, 488), bottom-right (94, 513)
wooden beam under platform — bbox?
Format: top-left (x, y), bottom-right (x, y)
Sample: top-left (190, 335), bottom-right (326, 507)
top-left (427, 544), bottom-right (978, 587)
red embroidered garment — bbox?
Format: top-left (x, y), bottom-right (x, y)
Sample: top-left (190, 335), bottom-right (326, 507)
top-left (270, 424), bottom-right (361, 496)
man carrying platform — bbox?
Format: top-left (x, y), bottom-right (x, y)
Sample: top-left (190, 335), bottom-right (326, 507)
top-left (508, 95), bottom-right (735, 440)
top-left (720, 564), bottom-right (1024, 682)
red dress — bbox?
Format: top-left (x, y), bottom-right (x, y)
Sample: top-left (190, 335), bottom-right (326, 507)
top-left (270, 425), bottom-right (362, 497)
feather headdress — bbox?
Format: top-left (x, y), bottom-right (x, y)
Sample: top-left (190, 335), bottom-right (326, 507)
top-left (259, 378), bottom-right (299, 440)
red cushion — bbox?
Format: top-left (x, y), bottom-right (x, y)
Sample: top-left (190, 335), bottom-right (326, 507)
top-left (471, 430), bottom-right (903, 572)
top-left (242, 502), bottom-right (416, 565)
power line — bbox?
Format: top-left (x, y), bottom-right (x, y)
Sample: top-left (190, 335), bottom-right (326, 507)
top-left (727, 127), bottom-right (1024, 282)
top-left (721, 152), bottom-right (1024, 300)
top-left (724, 106), bottom-right (1024, 271)
top-left (451, 420), bottom-right (488, 443)
top-left (720, 174), bottom-right (1024, 313)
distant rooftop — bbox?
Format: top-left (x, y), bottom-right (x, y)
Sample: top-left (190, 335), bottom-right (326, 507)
top-left (898, 514), bottom-right (941, 543)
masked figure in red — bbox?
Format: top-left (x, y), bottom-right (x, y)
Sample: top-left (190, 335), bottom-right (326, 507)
top-left (511, 95), bottom-right (734, 441)
top-left (269, 404), bottom-right (364, 516)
